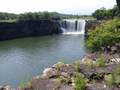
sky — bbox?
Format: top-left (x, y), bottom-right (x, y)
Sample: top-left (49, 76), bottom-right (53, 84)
top-left (0, 0), bottom-right (116, 15)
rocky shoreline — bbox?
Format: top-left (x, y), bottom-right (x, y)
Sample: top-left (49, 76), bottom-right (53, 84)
top-left (1, 52), bottom-right (120, 90)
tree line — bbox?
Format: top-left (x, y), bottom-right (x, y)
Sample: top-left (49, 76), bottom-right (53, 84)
top-left (0, 12), bottom-right (18, 20)
top-left (92, 0), bottom-right (120, 20)
top-left (0, 12), bottom-right (61, 21)
top-left (0, 0), bottom-right (119, 21)
top-left (0, 11), bottom-right (94, 22)
top-left (92, 5), bottom-right (120, 20)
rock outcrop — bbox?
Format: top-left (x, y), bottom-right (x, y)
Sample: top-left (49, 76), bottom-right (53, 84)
top-left (85, 20), bottom-right (102, 38)
top-left (0, 20), bottom-right (62, 41)
top-left (0, 85), bottom-right (14, 90)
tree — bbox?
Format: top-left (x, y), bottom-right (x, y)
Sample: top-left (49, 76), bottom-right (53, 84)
top-left (92, 6), bottom-right (120, 20)
top-left (0, 12), bottom-right (18, 20)
top-left (18, 12), bottom-right (61, 21)
top-left (92, 7), bottom-right (106, 20)
top-left (112, 5), bottom-right (120, 17)
top-left (116, 0), bottom-right (120, 10)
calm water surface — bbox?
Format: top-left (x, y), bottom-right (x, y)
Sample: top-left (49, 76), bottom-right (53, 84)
top-left (0, 35), bottom-right (87, 87)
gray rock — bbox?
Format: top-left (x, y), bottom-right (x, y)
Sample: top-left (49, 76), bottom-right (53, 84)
top-left (59, 65), bottom-right (76, 77)
top-left (31, 78), bottom-right (61, 90)
top-left (86, 83), bottom-right (120, 90)
top-left (41, 67), bottom-right (59, 79)
top-left (59, 85), bottom-right (74, 90)
top-left (80, 64), bottom-right (119, 79)
top-left (0, 85), bottom-right (14, 90)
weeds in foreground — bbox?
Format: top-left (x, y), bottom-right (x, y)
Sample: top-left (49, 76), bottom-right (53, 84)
top-left (96, 56), bottom-right (106, 67)
top-left (20, 82), bottom-right (32, 90)
top-left (74, 74), bottom-right (86, 90)
top-left (105, 66), bottom-right (120, 86)
top-left (73, 60), bottom-right (81, 71)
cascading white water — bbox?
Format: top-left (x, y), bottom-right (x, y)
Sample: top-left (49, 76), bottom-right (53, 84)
top-left (61, 19), bottom-right (86, 35)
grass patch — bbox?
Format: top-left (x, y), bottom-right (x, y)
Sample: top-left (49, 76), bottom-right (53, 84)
top-left (96, 56), bottom-right (106, 67)
top-left (105, 66), bottom-right (120, 86)
top-left (74, 74), bottom-right (86, 90)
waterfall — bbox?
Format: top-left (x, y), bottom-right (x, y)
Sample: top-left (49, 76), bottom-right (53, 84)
top-left (60, 19), bottom-right (86, 35)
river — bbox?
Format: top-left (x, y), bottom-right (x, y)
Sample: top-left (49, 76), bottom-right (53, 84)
top-left (0, 34), bottom-right (87, 87)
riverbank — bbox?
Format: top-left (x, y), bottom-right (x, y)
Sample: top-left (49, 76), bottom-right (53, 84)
top-left (20, 52), bottom-right (120, 90)
top-left (1, 51), bottom-right (120, 90)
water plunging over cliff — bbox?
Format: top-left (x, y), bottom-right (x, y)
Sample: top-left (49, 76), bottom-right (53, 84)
top-left (60, 20), bottom-right (86, 35)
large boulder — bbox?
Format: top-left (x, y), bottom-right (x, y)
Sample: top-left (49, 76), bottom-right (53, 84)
top-left (80, 64), bottom-right (119, 79)
top-left (30, 78), bottom-right (61, 90)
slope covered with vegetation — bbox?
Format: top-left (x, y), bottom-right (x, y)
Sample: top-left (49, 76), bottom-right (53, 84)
top-left (86, 18), bottom-right (120, 51)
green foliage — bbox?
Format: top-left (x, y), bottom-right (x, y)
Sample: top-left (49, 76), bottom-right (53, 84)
top-left (58, 76), bottom-right (71, 84)
top-left (0, 12), bottom-right (61, 22)
top-left (0, 11), bottom-right (95, 22)
top-left (105, 74), bottom-right (115, 86)
top-left (116, 0), bottom-right (120, 10)
top-left (53, 62), bottom-right (65, 70)
top-left (105, 66), bottom-right (120, 86)
top-left (73, 60), bottom-right (81, 71)
top-left (92, 6), bottom-right (120, 20)
top-left (19, 75), bottom-right (32, 89)
top-left (86, 18), bottom-right (120, 51)
top-left (83, 59), bottom-right (94, 68)
top-left (96, 56), bottom-right (106, 67)
top-left (20, 82), bottom-right (32, 89)
top-left (0, 12), bottom-right (18, 20)
top-left (74, 75), bottom-right (86, 90)
top-left (18, 12), bottom-right (61, 21)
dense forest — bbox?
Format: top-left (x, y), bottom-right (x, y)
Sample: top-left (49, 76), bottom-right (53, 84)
top-left (0, 11), bottom-right (94, 22)
top-left (0, 12), bottom-right (60, 21)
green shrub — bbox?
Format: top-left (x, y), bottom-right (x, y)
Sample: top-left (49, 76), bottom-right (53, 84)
top-left (19, 75), bottom-right (32, 89)
top-left (105, 74), bottom-right (115, 86)
top-left (53, 62), bottom-right (65, 70)
top-left (58, 76), bottom-right (71, 84)
top-left (86, 18), bottom-right (120, 51)
top-left (96, 56), bottom-right (106, 67)
top-left (20, 82), bottom-right (32, 90)
top-left (73, 60), bottom-right (81, 71)
top-left (105, 66), bottom-right (120, 86)
top-left (74, 75), bottom-right (86, 90)
top-left (83, 59), bottom-right (94, 68)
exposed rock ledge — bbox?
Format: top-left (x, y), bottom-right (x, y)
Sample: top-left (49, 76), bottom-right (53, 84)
top-left (85, 20), bottom-right (102, 38)
top-left (1, 54), bottom-right (120, 90)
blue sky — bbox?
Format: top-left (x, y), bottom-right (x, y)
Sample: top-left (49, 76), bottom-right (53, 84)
top-left (0, 0), bottom-right (116, 15)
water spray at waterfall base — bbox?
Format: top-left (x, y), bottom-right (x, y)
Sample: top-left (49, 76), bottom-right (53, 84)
top-left (60, 20), bottom-right (86, 35)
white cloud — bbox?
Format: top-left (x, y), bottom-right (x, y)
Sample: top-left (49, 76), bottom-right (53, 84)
top-left (0, 0), bottom-right (116, 14)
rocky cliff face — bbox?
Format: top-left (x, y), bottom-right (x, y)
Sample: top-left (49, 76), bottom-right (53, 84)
top-left (85, 20), bottom-right (102, 38)
top-left (0, 20), bottom-right (62, 41)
